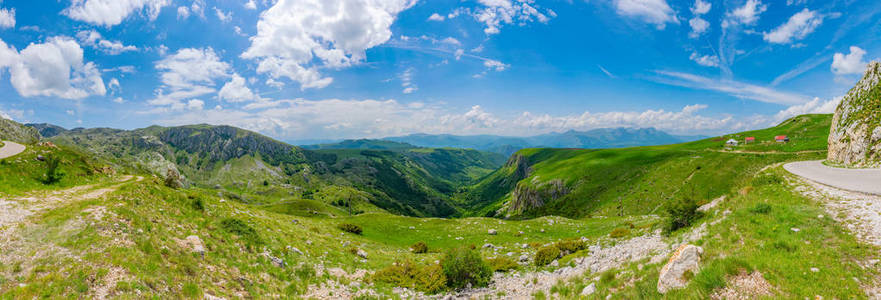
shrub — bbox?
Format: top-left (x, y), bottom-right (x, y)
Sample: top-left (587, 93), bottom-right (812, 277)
top-left (191, 198), bottom-right (204, 211)
top-left (164, 167), bottom-right (183, 189)
top-left (219, 218), bottom-right (262, 247)
top-left (373, 261), bottom-right (447, 294)
top-left (609, 227), bottom-right (631, 238)
top-left (555, 239), bottom-right (586, 254)
top-left (338, 223), bottom-right (363, 235)
top-left (441, 247), bottom-right (492, 289)
top-left (40, 155), bottom-right (64, 184)
top-left (534, 245), bottom-right (561, 266)
top-left (487, 257), bottom-right (519, 272)
top-left (411, 241), bottom-right (429, 254)
top-left (749, 203), bottom-right (772, 214)
top-left (663, 196), bottom-right (703, 235)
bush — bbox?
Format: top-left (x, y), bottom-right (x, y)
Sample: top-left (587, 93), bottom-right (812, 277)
top-left (534, 245), bottom-right (561, 266)
top-left (40, 155), bottom-right (65, 184)
top-left (441, 247), bottom-right (492, 289)
top-left (555, 239), bottom-right (586, 254)
top-left (338, 223), bottom-right (363, 235)
top-left (164, 167), bottom-right (183, 189)
top-left (749, 203), bottom-right (772, 214)
top-left (191, 198), bottom-right (204, 211)
top-left (487, 257), bottom-right (519, 272)
top-left (219, 218), bottom-right (262, 247)
top-left (411, 241), bottom-right (429, 254)
top-left (373, 261), bottom-right (447, 294)
top-left (609, 227), bottom-right (631, 238)
top-left (663, 196), bottom-right (703, 235)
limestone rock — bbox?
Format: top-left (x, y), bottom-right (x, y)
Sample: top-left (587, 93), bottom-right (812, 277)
top-left (828, 61), bottom-right (881, 167)
top-left (488, 229), bottom-right (498, 235)
top-left (581, 283), bottom-right (596, 295)
top-left (356, 249), bottom-right (368, 259)
top-left (180, 235), bottom-right (205, 255)
top-left (657, 244), bottom-right (703, 294)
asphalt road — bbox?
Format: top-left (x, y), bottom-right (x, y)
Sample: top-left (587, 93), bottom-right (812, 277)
top-left (0, 140), bottom-right (25, 159)
top-left (784, 160), bottom-right (881, 195)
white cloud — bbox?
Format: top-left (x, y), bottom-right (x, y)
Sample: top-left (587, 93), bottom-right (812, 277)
top-left (177, 0), bottom-right (205, 20)
top-left (484, 59), bottom-right (509, 71)
top-left (241, 0), bottom-right (417, 90)
top-left (108, 78), bottom-right (121, 93)
top-left (688, 17), bottom-right (709, 38)
top-left (831, 46), bottom-right (867, 75)
top-left (455, 49), bottom-right (465, 60)
top-left (63, 0), bottom-right (171, 27)
top-left (214, 7), bottom-right (232, 23)
top-left (0, 37), bottom-right (106, 99)
top-left (0, 8), bottom-right (15, 29)
top-left (689, 52), bottom-right (720, 67)
top-left (691, 0), bottom-right (711, 15)
top-left (218, 73), bottom-right (261, 103)
top-left (150, 98), bottom-right (768, 139)
top-left (773, 97), bottom-right (840, 122)
top-left (440, 37), bottom-right (461, 46)
top-left (473, 0), bottom-right (555, 35)
top-left (150, 47), bottom-right (230, 108)
top-left (177, 6), bottom-right (190, 19)
top-left (428, 13), bottom-right (445, 21)
top-left (652, 70), bottom-right (807, 105)
top-left (763, 9), bottom-right (823, 44)
top-left (76, 30), bottom-right (138, 55)
top-left (399, 68), bottom-right (417, 94)
top-left (187, 99), bottom-right (204, 110)
top-left (614, 0), bottom-right (679, 29)
top-left (244, 0), bottom-right (257, 10)
top-left (113, 97), bottom-right (125, 103)
top-left (724, 0), bottom-right (766, 27)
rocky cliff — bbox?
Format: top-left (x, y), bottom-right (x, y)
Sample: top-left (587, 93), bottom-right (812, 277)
top-left (828, 61), bottom-right (881, 167)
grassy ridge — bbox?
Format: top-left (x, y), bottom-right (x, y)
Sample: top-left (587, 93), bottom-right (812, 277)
top-left (462, 114), bottom-right (831, 219)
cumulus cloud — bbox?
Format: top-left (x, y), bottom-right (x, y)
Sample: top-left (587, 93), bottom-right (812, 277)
top-left (773, 97), bottom-right (840, 122)
top-left (0, 37), bottom-right (106, 99)
top-left (763, 9), bottom-right (823, 44)
top-left (473, 0), bottom-right (555, 35)
top-left (214, 7), bottom-right (231, 23)
top-left (150, 47), bottom-right (230, 109)
top-left (687, 0), bottom-right (710, 38)
top-left (244, 0), bottom-right (257, 10)
top-left (652, 70), bottom-right (807, 105)
top-left (614, 0), bottom-right (679, 29)
top-left (831, 46), bottom-right (868, 75)
top-left (241, 0), bottom-right (417, 90)
top-left (689, 52), bottom-right (720, 67)
top-left (64, 0), bottom-right (171, 27)
top-left (0, 8), bottom-right (15, 29)
top-left (399, 68), bottom-right (418, 94)
top-left (177, 0), bottom-right (205, 20)
top-left (428, 13), bottom-right (445, 21)
top-left (484, 59), bottom-right (509, 71)
top-left (724, 0), bottom-right (766, 27)
top-left (218, 73), bottom-right (261, 103)
top-left (76, 30), bottom-right (138, 55)
top-left (150, 98), bottom-right (774, 140)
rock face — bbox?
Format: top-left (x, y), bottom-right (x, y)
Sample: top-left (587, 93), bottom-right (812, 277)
top-left (828, 61), bottom-right (881, 167)
top-left (657, 244), bottom-right (703, 294)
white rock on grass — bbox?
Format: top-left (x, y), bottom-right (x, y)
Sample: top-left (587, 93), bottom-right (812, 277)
top-left (657, 244), bottom-right (703, 294)
top-left (581, 283), bottom-right (596, 295)
top-left (488, 229), bottom-right (498, 235)
top-left (356, 249), bottom-right (368, 259)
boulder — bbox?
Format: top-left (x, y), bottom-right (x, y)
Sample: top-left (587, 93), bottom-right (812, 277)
top-left (581, 283), bottom-right (596, 295)
top-left (180, 235), bottom-right (205, 256)
top-left (488, 229), bottom-right (498, 235)
top-left (657, 244), bottom-right (703, 294)
top-left (356, 249), bottom-right (368, 259)
top-left (828, 61), bottom-right (881, 167)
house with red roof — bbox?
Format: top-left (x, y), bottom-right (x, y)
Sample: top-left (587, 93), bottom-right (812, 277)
top-left (775, 135), bottom-right (789, 142)
top-left (744, 137), bottom-right (755, 144)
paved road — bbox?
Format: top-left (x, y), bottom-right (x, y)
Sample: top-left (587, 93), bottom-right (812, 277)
top-left (784, 160), bottom-right (881, 195)
top-left (0, 140), bottom-right (25, 159)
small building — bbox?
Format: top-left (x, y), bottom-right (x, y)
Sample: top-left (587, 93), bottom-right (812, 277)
top-left (775, 135), bottom-right (789, 142)
top-left (726, 139), bottom-right (739, 146)
top-left (744, 137), bottom-right (755, 144)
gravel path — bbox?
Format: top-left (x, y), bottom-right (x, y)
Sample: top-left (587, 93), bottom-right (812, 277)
top-left (784, 160), bottom-right (881, 195)
top-left (0, 140), bottom-right (25, 159)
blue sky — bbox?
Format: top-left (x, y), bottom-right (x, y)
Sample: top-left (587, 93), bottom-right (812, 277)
top-left (0, 0), bottom-right (878, 141)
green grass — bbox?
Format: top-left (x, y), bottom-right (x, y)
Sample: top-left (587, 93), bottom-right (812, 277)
top-left (0, 143), bottom-right (110, 197)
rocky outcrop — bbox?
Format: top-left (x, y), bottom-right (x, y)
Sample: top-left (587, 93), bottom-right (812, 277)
top-left (507, 177), bottom-right (569, 215)
top-left (0, 118), bottom-right (41, 144)
top-left (657, 244), bottom-right (703, 293)
top-left (828, 61), bottom-right (881, 167)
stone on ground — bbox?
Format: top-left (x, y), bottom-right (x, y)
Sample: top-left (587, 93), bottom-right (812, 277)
top-left (657, 244), bottom-right (703, 294)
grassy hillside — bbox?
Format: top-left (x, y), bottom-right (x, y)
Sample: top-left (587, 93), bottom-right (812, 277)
top-left (0, 118), bottom-right (40, 144)
top-left (461, 114), bottom-right (832, 219)
top-left (47, 125), bottom-right (505, 218)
